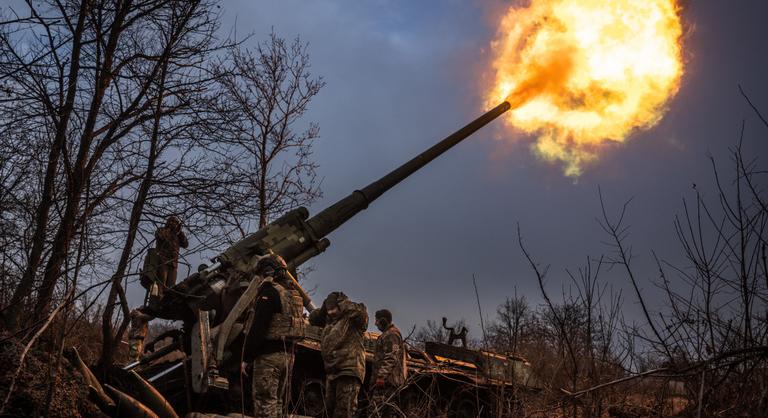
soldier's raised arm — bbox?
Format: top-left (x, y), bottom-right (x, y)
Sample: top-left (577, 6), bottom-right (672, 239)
top-left (309, 305), bottom-right (327, 327)
top-left (341, 299), bottom-right (368, 331)
top-left (178, 229), bottom-right (188, 249)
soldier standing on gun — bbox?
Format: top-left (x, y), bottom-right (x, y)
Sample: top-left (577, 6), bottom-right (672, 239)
top-left (370, 309), bottom-right (407, 418)
top-left (155, 215), bottom-right (188, 289)
top-left (240, 255), bottom-right (305, 418)
top-left (127, 216), bottom-right (188, 361)
top-left (309, 292), bottom-right (368, 418)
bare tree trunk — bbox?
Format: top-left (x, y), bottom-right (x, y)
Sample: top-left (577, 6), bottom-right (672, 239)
top-left (32, 0), bottom-right (133, 323)
top-left (3, 0), bottom-right (90, 332)
top-left (98, 57), bottom-right (168, 371)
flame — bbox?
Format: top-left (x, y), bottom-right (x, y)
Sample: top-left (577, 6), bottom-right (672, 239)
top-left (487, 0), bottom-right (683, 177)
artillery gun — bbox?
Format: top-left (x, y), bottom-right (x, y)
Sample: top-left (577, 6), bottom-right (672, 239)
top-left (87, 101), bottom-right (541, 417)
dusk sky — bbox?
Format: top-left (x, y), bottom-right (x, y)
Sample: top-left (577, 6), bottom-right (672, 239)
top-left (176, 1), bottom-right (768, 335)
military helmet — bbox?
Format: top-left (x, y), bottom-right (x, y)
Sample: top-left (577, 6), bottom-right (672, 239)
top-left (255, 254), bottom-right (288, 277)
top-left (166, 215), bottom-right (181, 228)
top-left (323, 291), bottom-right (346, 310)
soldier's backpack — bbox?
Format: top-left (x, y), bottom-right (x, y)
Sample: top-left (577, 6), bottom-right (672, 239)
top-left (140, 247), bottom-right (162, 289)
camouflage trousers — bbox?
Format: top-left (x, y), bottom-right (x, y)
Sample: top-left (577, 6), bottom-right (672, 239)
top-left (325, 375), bottom-right (361, 418)
top-left (252, 350), bottom-right (294, 418)
top-left (369, 385), bottom-right (398, 418)
top-left (127, 309), bottom-right (150, 361)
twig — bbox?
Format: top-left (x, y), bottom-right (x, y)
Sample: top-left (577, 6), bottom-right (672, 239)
top-left (598, 187), bottom-right (672, 360)
top-left (697, 368), bottom-right (705, 418)
top-left (403, 324), bottom-right (417, 344)
top-left (472, 274), bottom-right (488, 347)
top-left (738, 84), bottom-right (768, 129)
top-left (562, 346), bottom-right (768, 399)
top-left (0, 275), bottom-right (117, 344)
top-left (560, 367), bottom-right (670, 398)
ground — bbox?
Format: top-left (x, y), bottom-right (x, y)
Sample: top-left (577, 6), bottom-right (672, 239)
top-left (0, 338), bottom-right (106, 418)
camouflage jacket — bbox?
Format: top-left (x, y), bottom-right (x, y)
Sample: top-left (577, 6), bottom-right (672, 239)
top-left (372, 324), bottom-right (407, 387)
top-left (318, 299), bottom-right (368, 383)
top-left (155, 226), bottom-right (188, 261)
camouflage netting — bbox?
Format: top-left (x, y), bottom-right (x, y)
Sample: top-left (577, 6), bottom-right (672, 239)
top-left (0, 339), bottom-right (106, 417)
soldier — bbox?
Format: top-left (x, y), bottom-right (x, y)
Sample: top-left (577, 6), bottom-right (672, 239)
top-left (309, 292), bottom-right (368, 418)
top-left (155, 215), bottom-right (188, 289)
top-left (240, 255), bottom-right (305, 418)
top-left (127, 216), bottom-right (188, 361)
top-left (127, 309), bottom-right (152, 361)
top-left (370, 309), bottom-right (407, 418)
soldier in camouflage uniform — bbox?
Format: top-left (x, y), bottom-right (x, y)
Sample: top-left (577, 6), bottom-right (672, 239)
top-left (241, 256), bottom-right (305, 418)
top-left (126, 309), bottom-right (153, 361)
top-left (370, 309), bottom-right (407, 418)
top-left (309, 292), bottom-right (368, 418)
top-left (127, 216), bottom-right (188, 361)
top-left (154, 215), bottom-right (188, 289)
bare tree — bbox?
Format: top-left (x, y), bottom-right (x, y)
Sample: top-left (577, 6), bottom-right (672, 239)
top-left (96, 0), bottom-right (229, 370)
top-left (0, 0), bottom-right (329, 376)
top-left (557, 105), bottom-right (768, 416)
top-left (212, 32), bottom-right (324, 229)
top-left (489, 288), bottom-right (530, 354)
top-left (0, 0), bottom-right (91, 331)
top-left (0, 0), bottom-right (202, 330)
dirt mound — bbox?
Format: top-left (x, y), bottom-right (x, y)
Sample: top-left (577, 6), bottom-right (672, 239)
top-left (0, 339), bottom-right (106, 417)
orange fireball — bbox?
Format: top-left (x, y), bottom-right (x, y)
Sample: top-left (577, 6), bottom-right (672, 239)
top-left (488, 0), bottom-right (684, 177)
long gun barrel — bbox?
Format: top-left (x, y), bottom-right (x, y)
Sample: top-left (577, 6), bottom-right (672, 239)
top-left (306, 101), bottom-right (511, 238)
top-left (218, 101), bottom-right (512, 279)
top-left (156, 101), bottom-right (511, 320)
top-left (146, 101), bottom-right (513, 396)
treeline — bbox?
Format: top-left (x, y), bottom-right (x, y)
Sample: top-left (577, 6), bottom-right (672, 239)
top-left (0, 0), bottom-right (323, 388)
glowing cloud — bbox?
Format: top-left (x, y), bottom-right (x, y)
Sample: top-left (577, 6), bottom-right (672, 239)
top-left (487, 0), bottom-right (684, 177)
